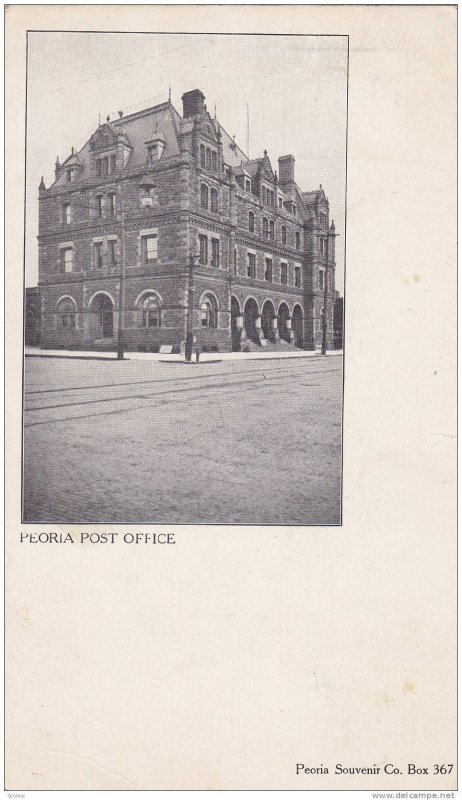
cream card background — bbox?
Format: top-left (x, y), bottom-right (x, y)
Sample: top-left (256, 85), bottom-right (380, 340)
top-left (5, 5), bottom-right (457, 791)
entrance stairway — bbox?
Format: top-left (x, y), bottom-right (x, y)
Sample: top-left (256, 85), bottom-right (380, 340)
top-left (238, 337), bottom-right (301, 353)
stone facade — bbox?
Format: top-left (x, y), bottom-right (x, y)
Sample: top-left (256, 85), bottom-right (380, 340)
top-left (36, 89), bottom-right (337, 352)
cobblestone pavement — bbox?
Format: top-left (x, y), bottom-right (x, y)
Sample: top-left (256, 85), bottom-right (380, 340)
top-left (23, 354), bottom-right (343, 525)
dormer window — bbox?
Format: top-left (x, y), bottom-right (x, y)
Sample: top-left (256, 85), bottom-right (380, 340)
top-left (66, 170), bottom-right (73, 183)
top-left (320, 211), bottom-right (328, 227)
top-left (147, 139), bottom-right (165, 163)
top-left (96, 154), bottom-right (117, 177)
top-left (245, 179), bottom-right (251, 192)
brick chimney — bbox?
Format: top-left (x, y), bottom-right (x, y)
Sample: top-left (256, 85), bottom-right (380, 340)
top-left (182, 89), bottom-right (206, 118)
top-left (278, 154), bottom-right (295, 184)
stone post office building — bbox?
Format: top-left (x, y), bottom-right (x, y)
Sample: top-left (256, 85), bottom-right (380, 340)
top-left (35, 89), bottom-right (338, 352)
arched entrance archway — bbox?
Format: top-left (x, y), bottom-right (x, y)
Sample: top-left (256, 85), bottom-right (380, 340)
top-left (90, 293), bottom-right (114, 339)
top-left (231, 296), bottom-right (241, 351)
top-left (277, 302), bottom-right (290, 343)
top-left (244, 298), bottom-right (260, 345)
top-left (261, 300), bottom-right (275, 342)
top-left (292, 304), bottom-right (303, 348)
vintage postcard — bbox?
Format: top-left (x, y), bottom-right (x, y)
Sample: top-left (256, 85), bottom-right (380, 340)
top-left (5, 4), bottom-right (457, 793)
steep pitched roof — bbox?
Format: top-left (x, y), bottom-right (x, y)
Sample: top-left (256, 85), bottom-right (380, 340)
top-left (111, 102), bottom-right (180, 168)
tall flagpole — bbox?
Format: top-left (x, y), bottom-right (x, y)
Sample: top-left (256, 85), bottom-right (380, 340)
top-left (246, 103), bottom-right (250, 157)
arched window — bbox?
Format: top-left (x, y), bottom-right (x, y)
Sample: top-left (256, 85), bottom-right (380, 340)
top-left (282, 225), bottom-right (287, 244)
top-left (201, 294), bottom-right (218, 328)
top-left (263, 217), bottom-right (269, 239)
top-left (248, 211), bottom-right (255, 232)
top-left (200, 183), bottom-right (209, 210)
top-left (211, 151), bottom-right (217, 171)
top-left (206, 149), bottom-right (212, 169)
top-left (141, 294), bottom-right (162, 328)
top-left (210, 188), bottom-right (218, 213)
top-left (269, 220), bottom-right (275, 240)
top-left (295, 231), bottom-right (300, 250)
top-left (200, 145), bottom-right (206, 167)
top-left (57, 298), bottom-right (76, 329)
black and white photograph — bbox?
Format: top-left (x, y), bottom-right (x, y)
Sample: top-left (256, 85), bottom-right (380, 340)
top-left (7, 6), bottom-right (457, 793)
top-left (23, 31), bottom-right (347, 525)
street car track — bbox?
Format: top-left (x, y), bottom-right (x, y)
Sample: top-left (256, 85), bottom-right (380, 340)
top-left (24, 366), bottom-right (342, 428)
top-left (24, 367), bottom-right (340, 414)
top-left (24, 360), bottom-right (341, 396)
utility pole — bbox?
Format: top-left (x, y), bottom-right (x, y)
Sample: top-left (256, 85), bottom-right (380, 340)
top-left (117, 173), bottom-right (126, 360)
top-left (185, 254), bottom-right (198, 361)
top-left (321, 225), bottom-right (338, 355)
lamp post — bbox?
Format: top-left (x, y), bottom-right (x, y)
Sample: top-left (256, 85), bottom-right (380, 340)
top-left (185, 254), bottom-right (199, 361)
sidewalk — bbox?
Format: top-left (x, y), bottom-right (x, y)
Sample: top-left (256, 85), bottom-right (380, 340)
top-left (25, 347), bottom-right (343, 363)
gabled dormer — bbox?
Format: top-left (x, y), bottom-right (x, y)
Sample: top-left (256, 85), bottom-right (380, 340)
top-left (55, 148), bottom-right (83, 184)
top-left (89, 119), bottom-right (132, 178)
top-left (254, 152), bottom-right (277, 207)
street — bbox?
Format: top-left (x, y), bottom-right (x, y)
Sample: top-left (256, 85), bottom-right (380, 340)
top-left (23, 354), bottom-right (343, 525)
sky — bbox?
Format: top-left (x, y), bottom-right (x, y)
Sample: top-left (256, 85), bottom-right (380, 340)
top-left (25, 32), bottom-right (347, 289)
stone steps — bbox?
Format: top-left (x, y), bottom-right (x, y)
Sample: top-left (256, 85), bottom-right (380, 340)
top-left (239, 337), bottom-right (301, 353)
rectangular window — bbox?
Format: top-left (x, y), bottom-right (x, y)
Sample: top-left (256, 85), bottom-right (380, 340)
top-left (206, 149), bottom-right (212, 169)
top-left (108, 240), bottom-right (117, 266)
top-left (265, 258), bottom-right (273, 283)
top-left (94, 242), bottom-right (103, 269)
top-left (63, 204), bottom-right (71, 224)
top-left (144, 235), bottom-right (158, 262)
top-left (295, 266), bottom-right (301, 288)
top-left (247, 253), bottom-right (256, 278)
top-left (269, 220), bottom-right (275, 240)
top-left (96, 196), bottom-right (104, 218)
top-left (200, 145), bottom-right (206, 167)
top-left (199, 235), bottom-right (208, 265)
top-left (278, 197), bottom-right (282, 208)
top-left (245, 179), bottom-right (251, 192)
top-left (233, 248), bottom-right (237, 275)
top-left (319, 269), bottom-right (325, 290)
top-left (281, 262), bottom-right (288, 285)
top-left (108, 194), bottom-right (116, 216)
top-left (211, 238), bottom-right (220, 268)
top-left (320, 238), bottom-right (326, 255)
top-left (211, 151), bottom-right (217, 171)
top-left (110, 154), bottom-right (116, 174)
top-left (62, 248), bottom-right (74, 273)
